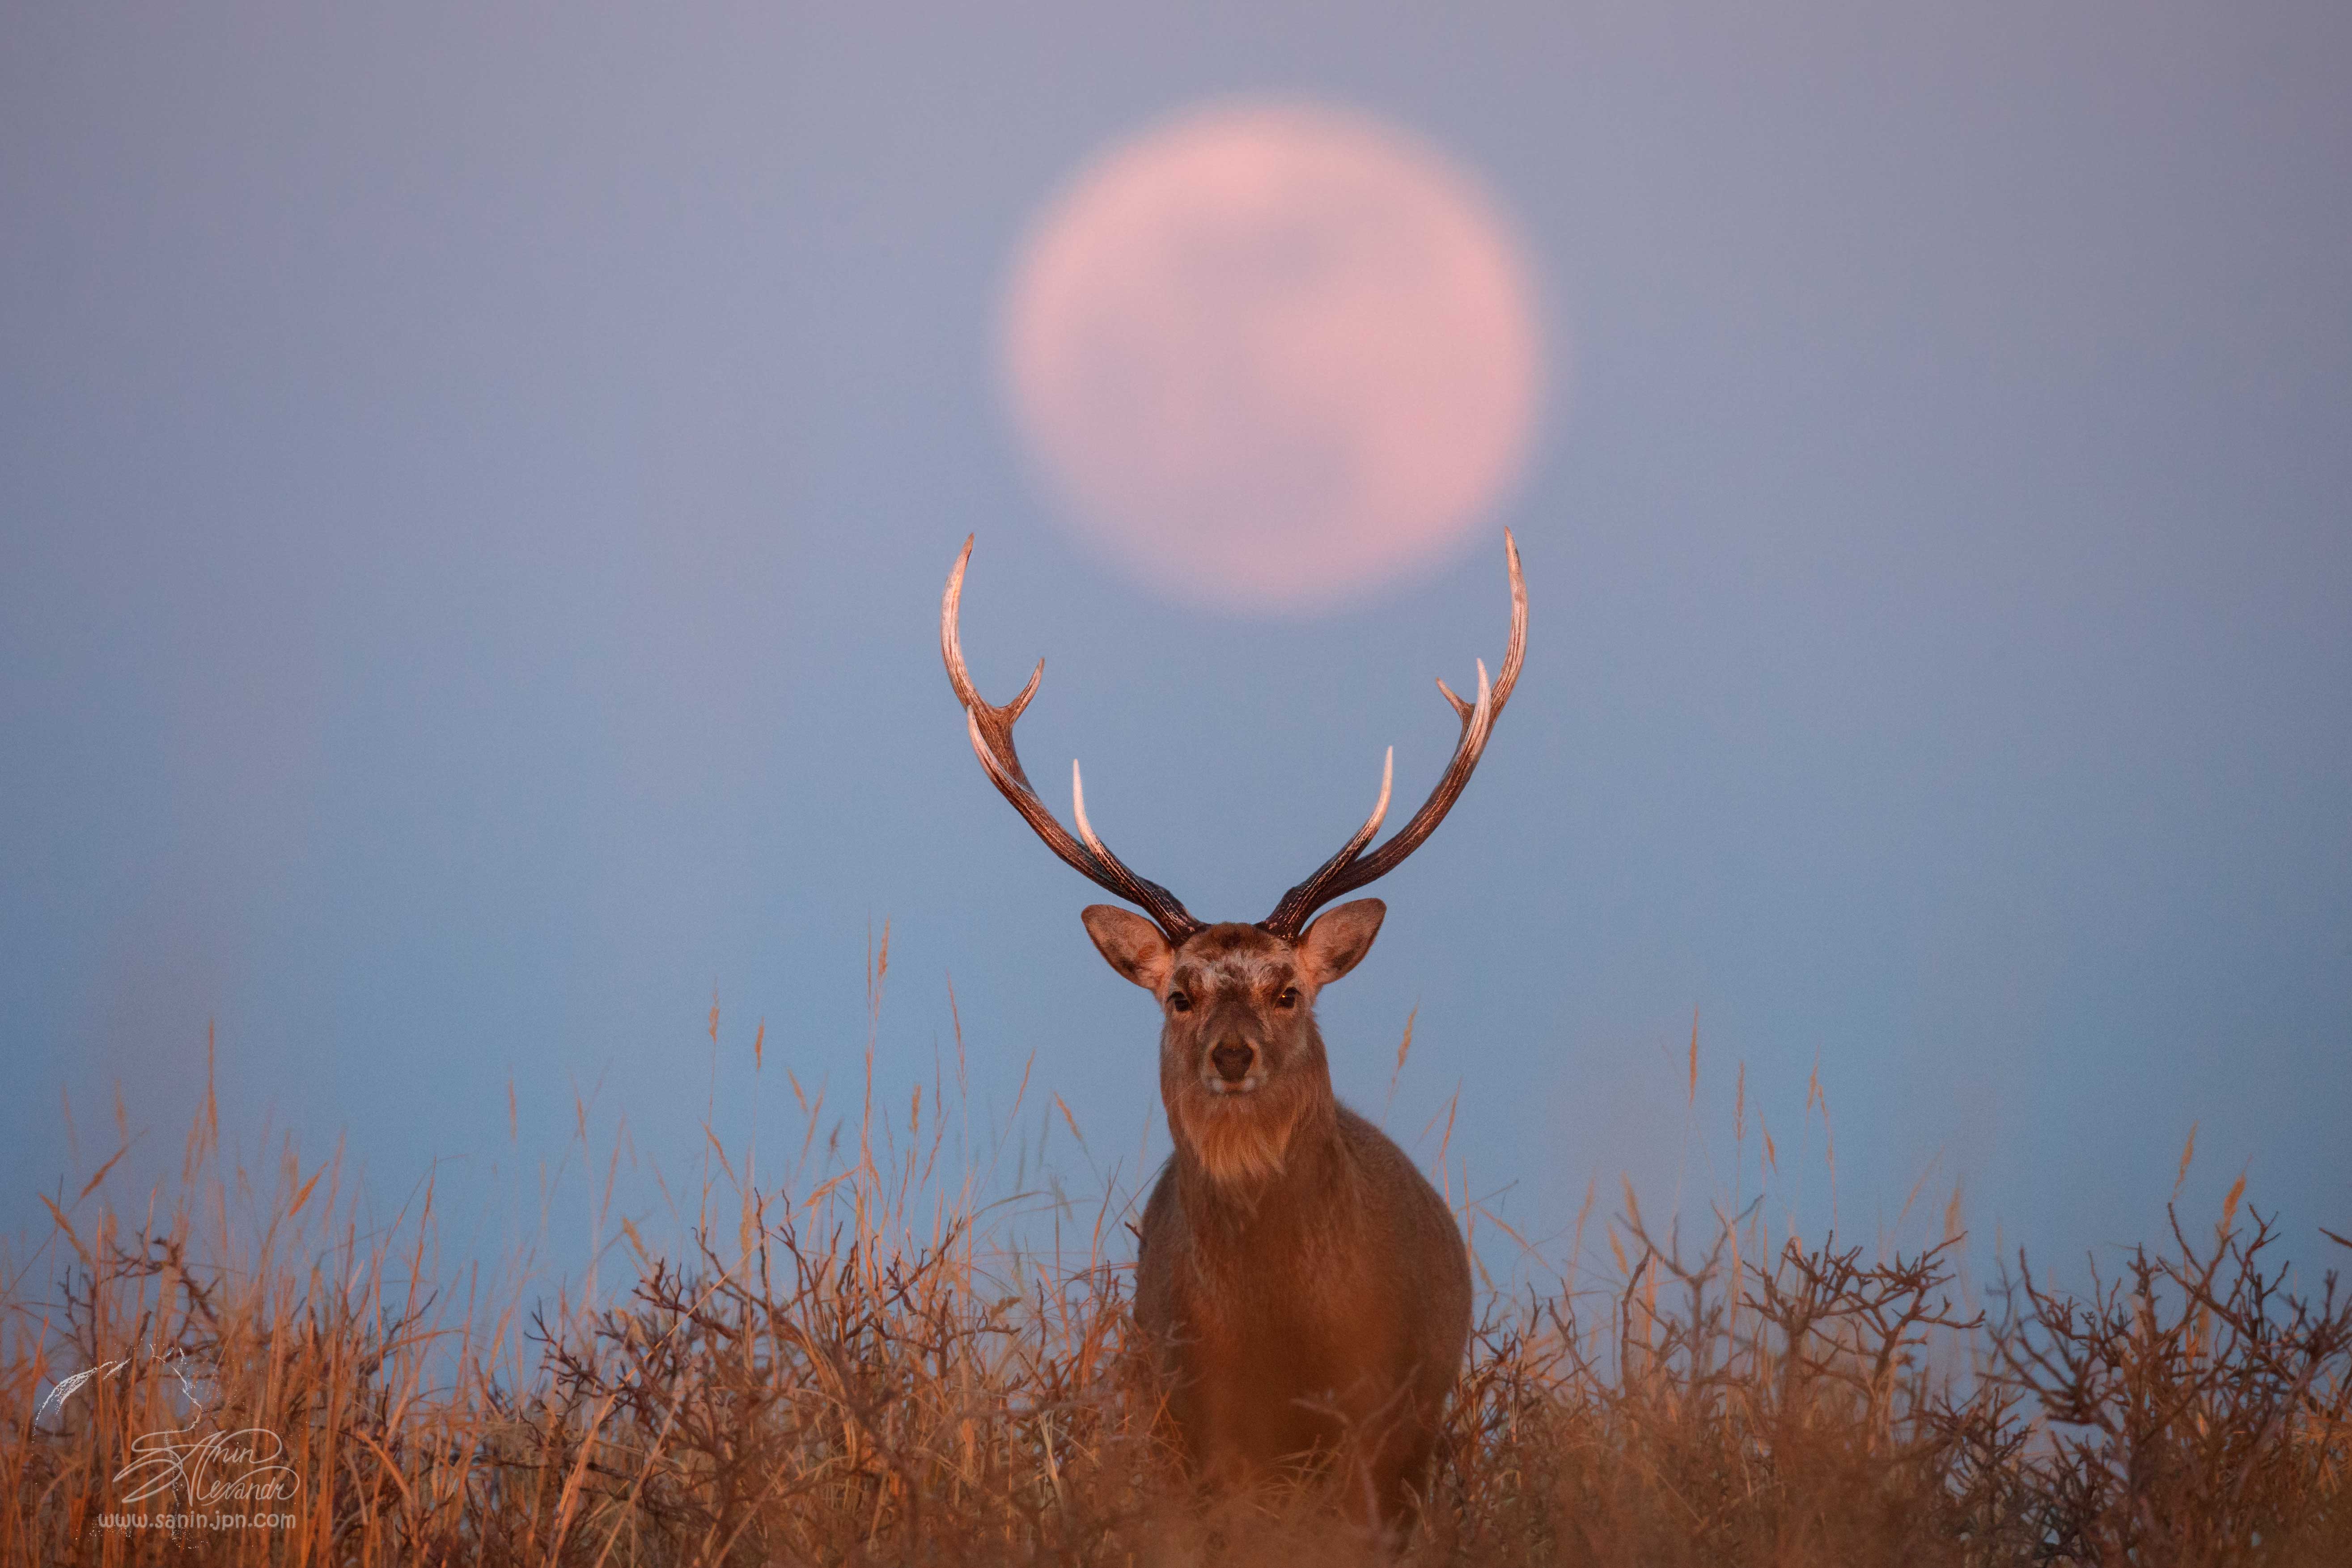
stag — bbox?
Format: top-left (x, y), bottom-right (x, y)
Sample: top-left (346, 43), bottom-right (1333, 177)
top-left (940, 535), bottom-right (1525, 1532)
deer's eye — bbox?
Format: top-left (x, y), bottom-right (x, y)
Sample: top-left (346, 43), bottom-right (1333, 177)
top-left (1167, 991), bottom-right (1192, 1014)
top-left (1276, 986), bottom-right (1300, 1010)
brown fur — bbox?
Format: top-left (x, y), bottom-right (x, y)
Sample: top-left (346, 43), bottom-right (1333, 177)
top-left (1081, 903), bottom-right (1474, 1534)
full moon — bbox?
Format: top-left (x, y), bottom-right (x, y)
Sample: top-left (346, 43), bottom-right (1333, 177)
top-left (1000, 102), bottom-right (1545, 613)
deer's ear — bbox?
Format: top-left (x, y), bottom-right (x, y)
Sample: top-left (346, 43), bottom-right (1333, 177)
top-left (1299, 898), bottom-right (1385, 987)
top-left (1081, 905), bottom-right (1173, 992)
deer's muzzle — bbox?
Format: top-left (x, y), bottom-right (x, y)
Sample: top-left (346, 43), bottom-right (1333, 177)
top-left (1209, 1043), bottom-right (1255, 1084)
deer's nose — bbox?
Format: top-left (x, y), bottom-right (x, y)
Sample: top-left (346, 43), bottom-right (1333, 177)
top-left (1209, 1043), bottom-right (1254, 1083)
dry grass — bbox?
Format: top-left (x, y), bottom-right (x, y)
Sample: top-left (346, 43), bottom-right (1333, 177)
top-left (4, 1035), bottom-right (2348, 1566)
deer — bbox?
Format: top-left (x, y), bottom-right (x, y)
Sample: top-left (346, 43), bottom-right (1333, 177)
top-left (940, 533), bottom-right (1525, 1534)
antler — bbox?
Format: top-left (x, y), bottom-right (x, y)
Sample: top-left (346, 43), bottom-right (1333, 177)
top-left (942, 537), bottom-right (1205, 944)
top-left (1260, 531), bottom-right (1527, 939)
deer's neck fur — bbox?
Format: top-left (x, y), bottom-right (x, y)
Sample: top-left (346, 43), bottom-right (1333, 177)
top-left (1164, 1031), bottom-right (1353, 1230)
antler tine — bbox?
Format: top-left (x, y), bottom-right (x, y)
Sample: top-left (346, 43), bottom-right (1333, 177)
top-left (943, 535), bottom-right (1043, 725)
top-left (1064, 758), bottom-right (1203, 939)
top-left (943, 538), bottom-right (1204, 942)
top-left (1070, 759), bottom-right (1115, 865)
top-left (1261, 531), bottom-right (1527, 937)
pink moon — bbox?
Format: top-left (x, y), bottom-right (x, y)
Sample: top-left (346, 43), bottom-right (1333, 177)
top-left (1000, 102), bottom-right (1546, 614)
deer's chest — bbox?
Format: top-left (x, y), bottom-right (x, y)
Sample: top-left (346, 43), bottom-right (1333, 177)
top-left (1153, 1199), bottom-right (1406, 1390)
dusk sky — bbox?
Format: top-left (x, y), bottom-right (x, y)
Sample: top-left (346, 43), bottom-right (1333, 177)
top-left (4, 3), bottom-right (2347, 1293)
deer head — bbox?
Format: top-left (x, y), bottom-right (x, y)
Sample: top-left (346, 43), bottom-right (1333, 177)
top-left (1080, 902), bottom-right (1386, 1187)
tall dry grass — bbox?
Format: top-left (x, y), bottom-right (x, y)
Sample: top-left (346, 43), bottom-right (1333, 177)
top-left (4, 1016), bottom-right (2348, 1566)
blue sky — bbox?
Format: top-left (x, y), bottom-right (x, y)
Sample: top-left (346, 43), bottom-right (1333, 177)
top-left (4, 2), bottom-right (2347, 1293)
